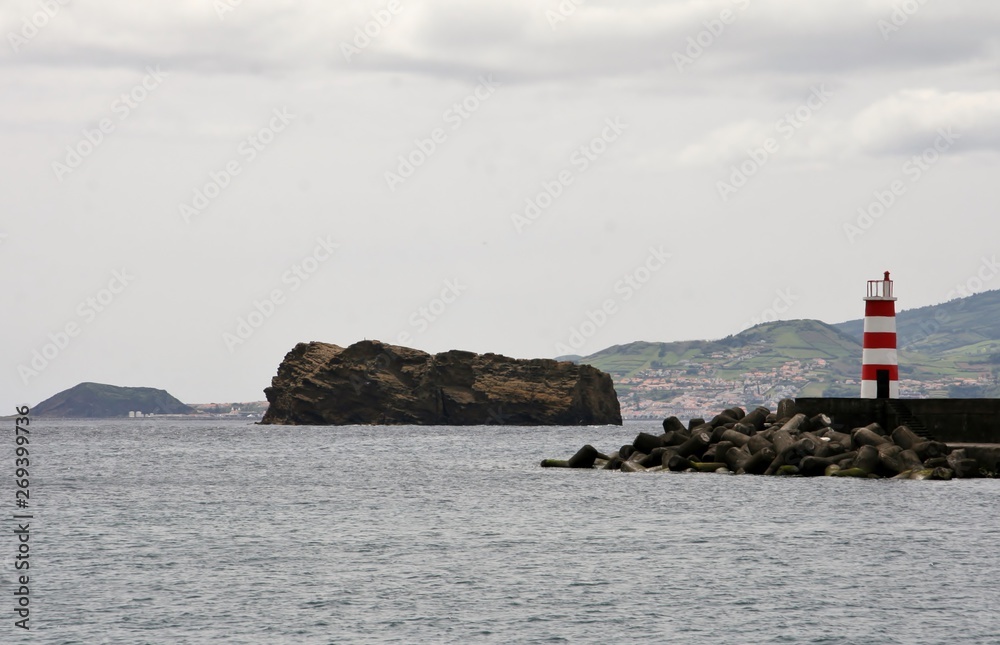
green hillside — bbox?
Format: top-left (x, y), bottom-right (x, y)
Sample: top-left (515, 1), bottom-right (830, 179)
top-left (578, 320), bottom-right (848, 369)
top-left (33, 382), bottom-right (194, 418)
top-left (568, 291), bottom-right (1000, 417)
top-left (573, 320), bottom-right (861, 397)
top-left (835, 287), bottom-right (1000, 355)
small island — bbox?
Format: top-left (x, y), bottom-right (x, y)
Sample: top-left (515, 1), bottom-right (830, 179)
top-left (261, 340), bottom-right (622, 425)
top-left (31, 382), bottom-right (194, 418)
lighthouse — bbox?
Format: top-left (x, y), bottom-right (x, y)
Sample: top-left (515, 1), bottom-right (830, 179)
top-left (861, 271), bottom-right (898, 399)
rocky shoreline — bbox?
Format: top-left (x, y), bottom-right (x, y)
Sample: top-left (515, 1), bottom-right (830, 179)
top-left (542, 399), bottom-right (996, 480)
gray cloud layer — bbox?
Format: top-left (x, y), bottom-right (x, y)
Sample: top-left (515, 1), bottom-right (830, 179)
top-left (2, 0), bottom-right (998, 409)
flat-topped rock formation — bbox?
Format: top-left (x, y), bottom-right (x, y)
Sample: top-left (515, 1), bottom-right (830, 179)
top-left (261, 340), bottom-right (622, 425)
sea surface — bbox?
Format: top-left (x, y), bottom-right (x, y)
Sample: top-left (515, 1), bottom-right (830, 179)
top-left (5, 418), bottom-right (1000, 644)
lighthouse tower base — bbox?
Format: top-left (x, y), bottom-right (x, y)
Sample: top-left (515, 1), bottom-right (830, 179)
top-left (860, 378), bottom-right (899, 400)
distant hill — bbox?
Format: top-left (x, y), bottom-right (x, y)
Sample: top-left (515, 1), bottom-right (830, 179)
top-left (571, 319), bottom-right (863, 399)
top-left (834, 287), bottom-right (1000, 355)
top-left (565, 290), bottom-right (1000, 418)
top-left (33, 382), bottom-right (194, 418)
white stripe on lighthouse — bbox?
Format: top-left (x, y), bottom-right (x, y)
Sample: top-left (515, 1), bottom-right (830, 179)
top-left (862, 317), bottom-right (896, 333)
top-left (862, 348), bottom-right (898, 365)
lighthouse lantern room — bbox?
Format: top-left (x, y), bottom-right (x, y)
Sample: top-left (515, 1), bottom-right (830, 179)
top-left (861, 271), bottom-right (899, 399)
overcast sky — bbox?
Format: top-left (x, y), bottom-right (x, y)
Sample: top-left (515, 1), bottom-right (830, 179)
top-left (2, 0), bottom-right (999, 409)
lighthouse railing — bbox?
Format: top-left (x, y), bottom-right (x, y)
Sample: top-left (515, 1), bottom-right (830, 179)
top-left (867, 279), bottom-right (893, 299)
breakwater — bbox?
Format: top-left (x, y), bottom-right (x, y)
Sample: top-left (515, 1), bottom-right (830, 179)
top-left (543, 399), bottom-right (996, 479)
top-left (795, 397), bottom-right (1000, 444)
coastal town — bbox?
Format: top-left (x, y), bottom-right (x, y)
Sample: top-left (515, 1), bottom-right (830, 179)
top-left (613, 351), bottom-right (996, 420)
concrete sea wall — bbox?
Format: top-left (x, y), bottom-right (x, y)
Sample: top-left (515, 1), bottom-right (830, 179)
top-left (795, 398), bottom-right (1000, 445)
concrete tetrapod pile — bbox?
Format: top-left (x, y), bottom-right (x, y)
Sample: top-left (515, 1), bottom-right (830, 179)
top-left (541, 399), bottom-right (995, 480)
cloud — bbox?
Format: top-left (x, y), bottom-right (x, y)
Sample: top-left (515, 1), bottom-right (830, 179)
top-left (676, 87), bottom-right (1000, 166)
top-left (677, 119), bottom-right (772, 165)
top-left (849, 89), bottom-right (1000, 155)
top-left (3, 0), bottom-right (997, 85)
top-left (709, 2), bottom-right (1000, 76)
top-left (7, 0), bottom-right (999, 162)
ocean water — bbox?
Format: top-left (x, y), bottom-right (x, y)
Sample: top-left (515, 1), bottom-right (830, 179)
top-left (6, 418), bottom-right (1000, 644)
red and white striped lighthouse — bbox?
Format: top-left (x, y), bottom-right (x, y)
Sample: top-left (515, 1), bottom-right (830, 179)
top-left (861, 271), bottom-right (898, 399)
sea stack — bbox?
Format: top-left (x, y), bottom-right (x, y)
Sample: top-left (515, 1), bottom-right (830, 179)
top-left (261, 340), bottom-right (622, 425)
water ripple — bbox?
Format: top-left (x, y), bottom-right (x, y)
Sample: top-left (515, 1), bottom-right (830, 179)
top-left (11, 419), bottom-right (1000, 644)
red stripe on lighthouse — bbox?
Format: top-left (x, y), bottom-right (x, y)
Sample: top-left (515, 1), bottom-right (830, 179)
top-left (864, 300), bottom-right (896, 317)
top-left (863, 332), bottom-right (897, 349)
top-left (862, 365), bottom-right (899, 380)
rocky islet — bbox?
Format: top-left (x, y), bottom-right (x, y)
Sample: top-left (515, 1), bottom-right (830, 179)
top-left (261, 340), bottom-right (622, 425)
